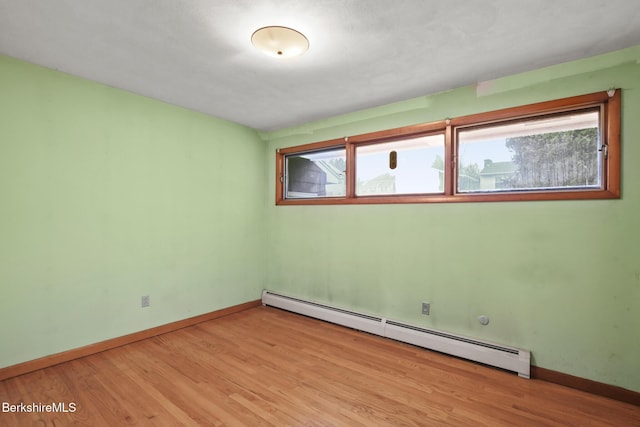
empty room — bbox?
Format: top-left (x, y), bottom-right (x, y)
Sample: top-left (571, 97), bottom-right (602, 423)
top-left (1, 1), bottom-right (639, 425)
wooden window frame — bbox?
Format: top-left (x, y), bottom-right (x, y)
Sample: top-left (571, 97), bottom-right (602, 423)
top-left (276, 90), bottom-right (621, 205)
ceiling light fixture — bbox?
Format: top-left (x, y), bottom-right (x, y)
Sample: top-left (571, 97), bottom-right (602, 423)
top-left (251, 26), bottom-right (309, 58)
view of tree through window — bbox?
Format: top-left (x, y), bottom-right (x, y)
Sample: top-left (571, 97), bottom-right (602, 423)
top-left (506, 128), bottom-right (599, 189)
top-left (457, 110), bottom-right (600, 193)
top-left (276, 90), bottom-right (619, 204)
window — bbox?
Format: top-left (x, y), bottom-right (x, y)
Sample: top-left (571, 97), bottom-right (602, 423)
top-left (284, 148), bottom-right (346, 199)
top-left (276, 90), bottom-right (620, 205)
top-left (456, 109), bottom-right (601, 193)
top-left (356, 134), bottom-right (445, 196)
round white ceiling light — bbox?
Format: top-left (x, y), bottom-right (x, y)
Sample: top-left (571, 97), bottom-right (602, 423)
top-left (251, 26), bottom-right (309, 58)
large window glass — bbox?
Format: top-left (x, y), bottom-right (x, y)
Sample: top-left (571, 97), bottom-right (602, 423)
top-left (457, 109), bottom-right (601, 193)
top-left (356, 134), bottom-right (445, 196)
top-left (275, 90), bottom-right (620, 205)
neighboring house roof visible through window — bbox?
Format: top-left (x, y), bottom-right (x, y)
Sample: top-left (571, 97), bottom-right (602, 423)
top-left (480, 159), bottom-right (516, 176)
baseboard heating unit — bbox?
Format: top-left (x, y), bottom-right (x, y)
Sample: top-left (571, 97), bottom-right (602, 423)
top-left (262, 290), bottom-right (530, 379)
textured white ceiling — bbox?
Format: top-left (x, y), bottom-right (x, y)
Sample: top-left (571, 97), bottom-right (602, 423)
top-left (1, 1), bottom-right (639, 131)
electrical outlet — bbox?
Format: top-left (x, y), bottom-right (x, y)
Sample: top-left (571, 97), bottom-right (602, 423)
top-left (421, 302), bottom-right (430, 315)
top-left (141, 295), bottom-right (150, 308)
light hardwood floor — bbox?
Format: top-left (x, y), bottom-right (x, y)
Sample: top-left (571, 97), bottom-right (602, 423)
top-left (1, 306), bottom-right (638, 426)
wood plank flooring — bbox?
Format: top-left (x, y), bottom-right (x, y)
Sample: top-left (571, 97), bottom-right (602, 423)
top-left (1, 306), bottom-right (638, 426)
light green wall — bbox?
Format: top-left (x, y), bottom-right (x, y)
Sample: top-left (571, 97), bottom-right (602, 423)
top-left (0, 55), bottom-right (266, 368)
top-left (263, 46), bottom-right (640, 392)
top-left (2, 45), bottom-right (639, 393)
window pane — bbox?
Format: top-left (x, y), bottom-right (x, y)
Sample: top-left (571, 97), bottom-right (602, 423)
top-left (457, 110), bottom-right (601, 193)
top-left (285, 148), bottom-right (346, 198)
top-left (355, 134), bottom-right (445, 196)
